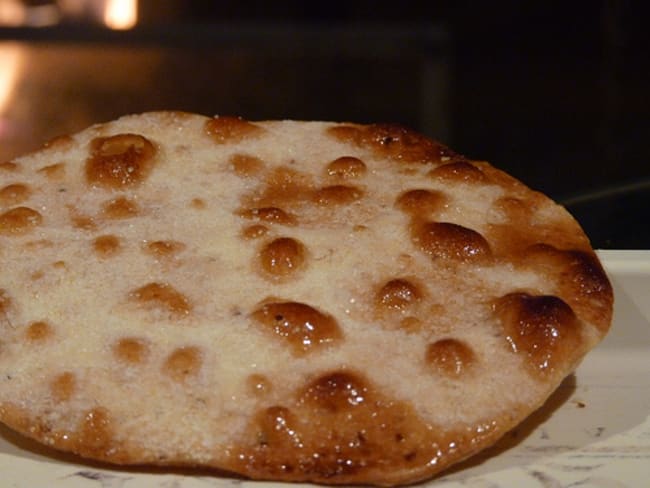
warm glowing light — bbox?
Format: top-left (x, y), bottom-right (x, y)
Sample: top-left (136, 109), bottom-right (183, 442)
top-left (0, 0), bottom-right (26, 26)
top-left (0, 43), bottom-right (24, 116)
top-left (103, 0), bottom-right (137, 30)
top-left (0, 0), bottom-right (59, 27)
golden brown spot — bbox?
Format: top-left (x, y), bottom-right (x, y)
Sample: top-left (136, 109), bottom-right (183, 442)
top-left (396, 189), bottom-right (445, 216)
top-left (328, 123), bottom-right (455, 164)
top-left (86, 133), bottom-right (156, 188)
top-left (426, 339), bottom-right (476, 377)
top-left (254, 406), bottom-right (299, 449)
top-left (0, 404), bottom-right (120, 462)
top-left (37, 163), bottom-right (65, 180)
top-left (521, 245), bottom-right (613, 331)
top-left (0, 162), bottom-right (18, 171)
top-left (560, 251), bottom-right (613, 330)
top-left (495, 292), bottom-right (582, 377)
top-left (71, 215), bottom-right (97, 231)
top-left (492, 196), bottom-right (531, 221)
top-left (0, 289), bottom-right (12, 322)
top-left (25, 321), bottom-right (53, 341)
top-left (0, 207), bottom-right (42, 235)
top-left (242, 224), bottom-right (269, 239)
top-left (248, 166), bottom-right (314, 211)
top-left (353, 224), bottom-right (367, 232)
top-left (206, 116), bottom-right (265, 144)
top-left (190, 198), bottom-right (205, 209)
top-left (251, 301), bottom-right (342, 355)
top-left (77, 407), bottom-right (113, 457)
top-left (400, 316), bottom-right (423, 333)
top-left (22, 239), bottom-right (52, 249)
top-left (260, 237), bottom-right (306, 277)
top-left (239, 207), bottom-right (296, 226)
top-left (247, 374), bottom-right (272, 396)
top-left (325, 156), bottom-right (367, 179)
top-left (163, 346), bottom-right (202, 382)
top-left (93, 235), bottom-right (121, 257)
top-left (376, 279), bottom-right (423, 311)
top-left (486, 195), bottom-right (589, 257)
top-left (102, 197), bottom-right (139, 219)
top-left (300, 372), bottom-right (369, 412)
top-left (231, 368), bottom-right (474, 484)
top-left (412, 221), bottom-right (492, 263)
top-left (113, 337), bottom-right (148, 364)
top-left (0, 184), bottom-right (31, 206)
top-left (52, 260), bottom-right (66, 269)
top-left (30, 270), bottom-right (44, 281)
top-left (130, 282), bottom-right (191, 317)
top-left (230, 153), bottom-right (265, 177)
top-left (50, 372), bottom-right (76, 402)
top-left (313, 185), bottom-right (363, 206)
top-left (429, 161), bottom-right (486, 183)
top-left (145, 240), bottom-right (185, 257)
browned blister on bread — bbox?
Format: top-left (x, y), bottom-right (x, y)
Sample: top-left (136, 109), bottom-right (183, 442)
top-left (0, 112), bottom-right (612, 486)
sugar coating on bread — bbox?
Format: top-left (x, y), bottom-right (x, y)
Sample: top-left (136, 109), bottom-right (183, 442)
top-left (0, 112), bottom-right (612, 486)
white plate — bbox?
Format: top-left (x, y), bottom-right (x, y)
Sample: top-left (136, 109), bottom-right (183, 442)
top-left (2, 250), bottom-right (649, 487)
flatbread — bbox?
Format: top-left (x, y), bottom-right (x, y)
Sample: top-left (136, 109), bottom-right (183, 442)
top-left (0, 112), bottom-right (613, 486)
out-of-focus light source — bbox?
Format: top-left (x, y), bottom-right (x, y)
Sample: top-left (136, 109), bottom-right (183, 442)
top-left (0, 0), bottom-right (60, 27)
top-left (0, 43), bottom-right (24, 139)
top-left (0, 0), bottom-right (25, 26)
top-left (103, 0), bottom-right (137, 30)
top-left (0, 43), bottom-right (23, 116)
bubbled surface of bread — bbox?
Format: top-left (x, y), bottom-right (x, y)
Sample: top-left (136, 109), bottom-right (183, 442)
top-left (0, 112), bottom-right (613, 486)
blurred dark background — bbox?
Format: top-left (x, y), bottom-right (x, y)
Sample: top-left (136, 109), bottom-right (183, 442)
top-left (0, 0), bottom-right (648, 248)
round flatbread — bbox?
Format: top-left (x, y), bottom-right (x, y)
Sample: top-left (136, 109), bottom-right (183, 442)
top-left (0, 112), bottom-right (613, 486)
